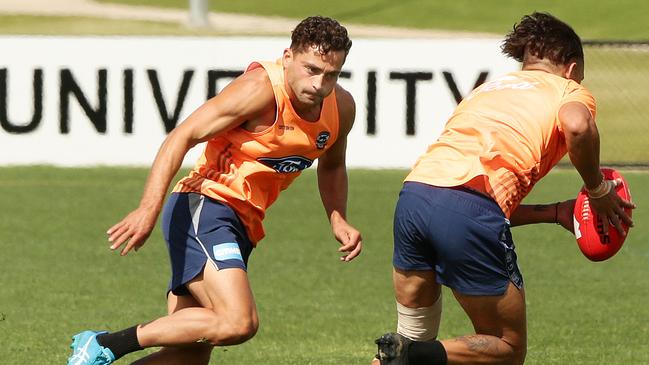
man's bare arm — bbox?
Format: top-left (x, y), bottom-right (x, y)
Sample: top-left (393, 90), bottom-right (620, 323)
top-left (316, 86), bottom-right (362, 261)
top-left (107, 68), bottom-right (276, 255)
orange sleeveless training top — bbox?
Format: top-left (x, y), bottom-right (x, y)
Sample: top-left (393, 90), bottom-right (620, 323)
top-left (406, 70), bottom-right (596, 217)
top-left (173, 60), bottom-right (340, 244)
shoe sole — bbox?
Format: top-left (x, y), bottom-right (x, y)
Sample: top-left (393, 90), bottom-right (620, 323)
top-left (70, 334), bottom-right (79, 349)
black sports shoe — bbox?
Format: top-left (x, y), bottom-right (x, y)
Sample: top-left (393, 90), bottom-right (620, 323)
top-left (374, 332), bottom-right (411, 365)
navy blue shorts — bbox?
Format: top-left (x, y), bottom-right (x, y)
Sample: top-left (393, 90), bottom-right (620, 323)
top-left (393, 182), bottom-right (523, 296)
top-left (162, 192), bottom-right (254, 296)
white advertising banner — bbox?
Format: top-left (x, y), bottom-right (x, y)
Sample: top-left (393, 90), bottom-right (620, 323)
top-left (0, 36), bottom-right (519, 168)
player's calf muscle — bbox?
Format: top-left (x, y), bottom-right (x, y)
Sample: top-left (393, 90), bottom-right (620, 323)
top-left (446, 334), bottom-right (525, 365)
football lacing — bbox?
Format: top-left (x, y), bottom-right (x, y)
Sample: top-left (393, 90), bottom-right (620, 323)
top-left (581, 197), bottom-right (590, 221)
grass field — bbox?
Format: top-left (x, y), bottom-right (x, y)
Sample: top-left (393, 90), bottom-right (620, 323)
top-left (2, 1), bottom-right (649, 39)
top-left (97, 0), bottom-right (649, 40)
top-left (0, 15), bottom-right (233, 36)
top-left (0, 167), bottom-right (647, 364)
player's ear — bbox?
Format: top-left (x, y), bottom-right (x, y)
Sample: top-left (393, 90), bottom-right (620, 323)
top-left (565, 60), bottom-right (583, 83)
top-left (282, 48), bottom-right (293, 67)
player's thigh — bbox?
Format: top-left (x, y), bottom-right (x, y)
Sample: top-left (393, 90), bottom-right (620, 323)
top-left (167, 290), bottom-right (202, 315)
top-left (452, 282), bottom-right (526, 348)
top-left (186, 263), bottom-right (258, 323)
top-left (164, 192), bottom-right (257, 321)
top-left (393, 268), bottom-right (441, 307)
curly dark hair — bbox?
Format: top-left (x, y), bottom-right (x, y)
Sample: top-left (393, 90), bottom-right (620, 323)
top-left (501, 12), bottom-right (583, 65)
top-left (290, 16), bottom-right (352, 56)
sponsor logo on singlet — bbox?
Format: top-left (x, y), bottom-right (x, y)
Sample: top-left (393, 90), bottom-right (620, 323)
top-left (258, 156), bottom-right (313, 173)
top-left (467, 76), bottom-right (539, 100)
top-left (315, 131), bottom-right (331, 149)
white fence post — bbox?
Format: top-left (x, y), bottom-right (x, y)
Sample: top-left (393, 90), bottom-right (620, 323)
top-left (188, 0), bottom-right (210, 28)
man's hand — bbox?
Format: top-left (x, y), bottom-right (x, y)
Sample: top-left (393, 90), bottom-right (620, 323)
top-left (331, 216), bottom-right (363, 262)
top-left (588, 178), bottom-right (635, 235)
top-left (556, 199), bottom-right (576, 233)
top-left (106, 206), bottom-right (159, 256)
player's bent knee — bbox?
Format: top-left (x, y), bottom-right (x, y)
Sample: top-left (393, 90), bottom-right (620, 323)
top-left (511, 342), bottom-right (527, 365)
top-left (505, 349), bottom-right (526, 365)
top-left (227, 316), bottom-right (259, 344)
top-left (396, 294), bottom-right (442, 341)
top-left (205, 315), bottom-right (258, 345)
top-left (501, 335), bottom-right (526, 365)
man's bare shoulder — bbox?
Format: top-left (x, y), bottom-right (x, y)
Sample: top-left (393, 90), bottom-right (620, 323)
top-left (239, 66), bottom-right (271, 84)
top-left (212, 66), bottom-right (275, 118)
top-left (230, 67), bottom-right (274, 101)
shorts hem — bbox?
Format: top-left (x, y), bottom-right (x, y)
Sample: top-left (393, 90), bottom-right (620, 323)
top-left (441, 281), bottom-right (510, 296)
top-left (393, 263), bottom-right (435, 272)
top-left (168, 260), bottom-right (249, 296)
top-left (168, 261), bottom-right (207, 296)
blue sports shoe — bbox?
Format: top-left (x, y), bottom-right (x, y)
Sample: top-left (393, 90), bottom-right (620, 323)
top-left (67, 330), bottom-right (116, 365)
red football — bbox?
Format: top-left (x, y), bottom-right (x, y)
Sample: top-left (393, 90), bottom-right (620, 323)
top-left (573, 168), bottom-right (633, 261)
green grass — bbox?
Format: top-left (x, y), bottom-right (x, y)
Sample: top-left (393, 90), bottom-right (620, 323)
top-left (0, 15), bottom-right (234, 35)
top-left (3, 1), bottom-right (649, 39)
top-left (98, 0), bottom-right (649, 40)
top-left (0, 167), bottom-right (647, 364)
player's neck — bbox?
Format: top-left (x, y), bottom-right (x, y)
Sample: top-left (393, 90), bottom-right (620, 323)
top-left (522, 59), bottom-right (566, 78)
top-left (292, 100), bottom-right (323, 122)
